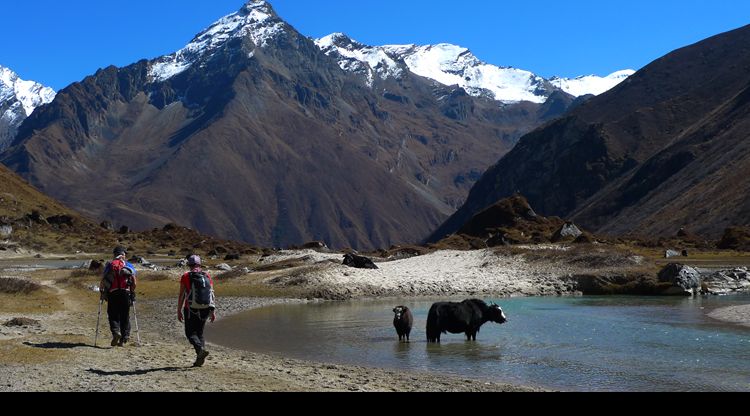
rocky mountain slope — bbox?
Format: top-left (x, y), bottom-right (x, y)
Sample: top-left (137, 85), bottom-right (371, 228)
top-left (430, 24), bottom-right (750, 242)
top-left (2, 0), bottom-right (581, 250)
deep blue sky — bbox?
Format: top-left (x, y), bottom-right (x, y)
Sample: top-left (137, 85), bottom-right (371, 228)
top-left (2, 0), bottom-right (748, 90)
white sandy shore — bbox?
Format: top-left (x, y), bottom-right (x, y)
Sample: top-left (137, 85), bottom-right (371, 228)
top-left (262, 248), bottom-right (581, 299)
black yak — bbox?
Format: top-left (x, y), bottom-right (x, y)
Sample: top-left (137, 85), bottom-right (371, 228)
top-left (426, 299), bottom-right (507, 343)
top-left (342, 253), bottom-right (378, 269)
top-left (392, 306), bottom-right (414, 343)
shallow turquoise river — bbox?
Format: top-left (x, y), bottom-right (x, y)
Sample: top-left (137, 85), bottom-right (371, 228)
top-left (208, 295), bottom-right (750, 391)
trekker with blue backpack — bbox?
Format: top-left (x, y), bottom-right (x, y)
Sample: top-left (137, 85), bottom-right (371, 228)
top-left (100, 246), bottom-right (137, 347)
top-left (177, 255), bottom-right (216, 367)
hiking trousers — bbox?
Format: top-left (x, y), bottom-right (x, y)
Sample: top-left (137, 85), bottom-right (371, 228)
top-left (107, 290), bottom-right (131, 339)
top-left (184, 308), bottom-right (211, 354)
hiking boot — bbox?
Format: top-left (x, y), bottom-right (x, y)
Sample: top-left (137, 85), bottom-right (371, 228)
top-left (193, 350), bottom-right (210, 367)
top-left (118, 338), bottom-right (129, 347)
top-left (111, 332), bottom-right (121, 347)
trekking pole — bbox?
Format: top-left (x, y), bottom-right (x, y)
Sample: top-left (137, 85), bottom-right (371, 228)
top-left (94, 299), bottom-right (103, 347)
top-left (132, 301), bottom-right (142, 346)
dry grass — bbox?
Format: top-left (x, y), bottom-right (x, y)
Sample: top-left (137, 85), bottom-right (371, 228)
top-left (214, 269), bottom-right (248, 281)
top-left (517, 244), bottom-right (647, 269)
top-left (0, 289), bottom-right (63, 314)
top-left (254, 257), bottom-right (314, 272)
top-left (0, 277), bottom-right (42, 294)
top-left (138, 272), bottom-right (172, 282)
top-left (0, 339), bottom-right (73, 365)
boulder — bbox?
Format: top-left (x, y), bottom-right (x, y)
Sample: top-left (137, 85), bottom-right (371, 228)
top-left (100, 221), bottom-right (114, 231)
top-left (665, 250), bottom-right (682, 259)
top-left (343, 253), bottom-right (379, 270)
top-left (89, 260), bottom-right (104, 271)
top-left (118, 226), bottom-right (130, 234)
top-left (224, 253), bottom-right (241, 261)
top-left (551, 222), bottom-right (583, 243)
top-left (302, 241), bottom-right (328, 250)
top-left (657, 263), bottom-right (702, 296)
top-left (27, 210), bottom-right (48, 225)
top-left (216, 263), bottom-right (232, 271)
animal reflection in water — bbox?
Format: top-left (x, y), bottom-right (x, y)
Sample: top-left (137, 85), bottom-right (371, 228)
top-left (426, 299), bottom-right (507, 343)
top-left (392, 306), bottom-right (414, 343)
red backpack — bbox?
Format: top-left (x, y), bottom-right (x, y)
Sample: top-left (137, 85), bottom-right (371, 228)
top-left (100, 259), bottom-right (133, 300)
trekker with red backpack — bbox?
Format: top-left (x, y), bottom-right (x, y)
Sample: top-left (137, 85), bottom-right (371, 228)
top-left (177, 255), bottom-right (216, 367)
top-left (100, 246), bottom-right (138, 347)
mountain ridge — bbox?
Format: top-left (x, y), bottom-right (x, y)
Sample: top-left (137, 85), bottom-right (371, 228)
top-left (430, 23), bottom-right (750, 242)
top-left (2, 0), bottom-right (577, 250)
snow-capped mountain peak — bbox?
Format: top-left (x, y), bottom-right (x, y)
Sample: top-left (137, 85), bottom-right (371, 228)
top-left (550, 69), bottom-right (636, 97)
top-left (317, 34), bottom-right (557, 104)
top-left (0, 65), bottom-right (56, 116)
top-left (316, 33), bottom-right (408, 87)
top-left (316, 32), bottom-right (634, 104)
top-left (149, 0), bottom-right (286, 82)
top-left (1, 65), bottom-right (56, 151)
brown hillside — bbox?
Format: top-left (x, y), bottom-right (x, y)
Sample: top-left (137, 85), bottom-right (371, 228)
top-left (431, 24), bottom-right (750, 244)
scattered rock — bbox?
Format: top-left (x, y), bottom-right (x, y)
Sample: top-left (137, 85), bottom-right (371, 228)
top-left (27, 210), bottom-right (47, 224)
top-left (302, 241), bottom-right (328, 251)
top-left (486, 233), bottom-right (510, 247)
top-left (100, 221), bottom-right (114, 231)
top-left (118, 226), bottom-right (130, 234)
top-left (0, 225), bottom-right (12, 238)
top-left (4, 317), bottom-right (40, 327)
top-left (224, 254), bottom-right (241, 261)
top-left (702, 268), bottom-right (750, 294)
top-left (665, 250), bottom-right (682, 259)
top-left (217, 263), bottom-right (232, 271)
top-left (129, 256), bottom-right (152, 266)
top-left (47, 215), bottom-right (74, 227)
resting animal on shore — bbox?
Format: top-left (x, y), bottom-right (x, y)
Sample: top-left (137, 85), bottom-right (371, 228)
top-left (342, 253), bottom-right (378, 269)
top-left (393, 306), bottom-right (414, 343)
top-left (426, 299), bottom-right (507, 343)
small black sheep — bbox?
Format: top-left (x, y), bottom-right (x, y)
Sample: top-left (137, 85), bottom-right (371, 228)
top-left (393, 306), bottom-right (414, 343)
